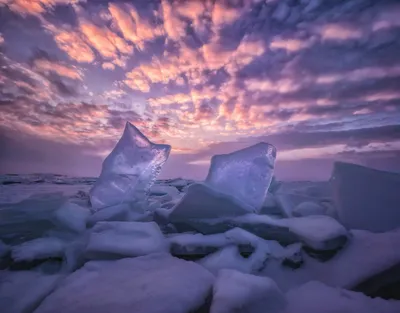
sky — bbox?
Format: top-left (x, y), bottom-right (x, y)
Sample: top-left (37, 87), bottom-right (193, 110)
top-left (0, 0), bottom-right (399, 181)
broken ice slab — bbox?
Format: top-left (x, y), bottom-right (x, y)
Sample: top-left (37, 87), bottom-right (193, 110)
top-left (171, 214), bottom-right (348, 252)
top-left (331, 161), bottom-right (400, 232)
top-left (168, 183), bottom-right (256, 223)
top-left (35, 254), bottom-right (214, 313)
top-left (90, 122), bottom-right (171, 210)
top-left (210, 269), bottom-right (286, 313)
top-left (205, 142), bottom-right (277, 211)
top-left (85, 221), bottom-right (168, 260)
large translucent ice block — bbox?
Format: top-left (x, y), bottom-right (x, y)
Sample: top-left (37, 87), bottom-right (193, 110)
top-left (205, 142), bottom-right (277, 211)
top-left (90, 122), bottom-right (171, 210)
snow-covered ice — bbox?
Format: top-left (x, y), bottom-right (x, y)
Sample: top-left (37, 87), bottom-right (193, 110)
top-left (11, 237), bottom-right (66, 262)
top-left (53, 201), bottom-right (90, 233)
top-left (89, 122), bottom-right (171, 210)
top-left (285, 281), bottom-right (400, 313)
top-left (292, 201), bottom-right (326, 217)
top-left (0, 270), bottom-right (63, 313)
top-left (85, 221), bottom-right (168, 259)
top-left (331, 161), bottom-right (400, 232)
top-left (171, 213), bottom-right (348, 252)
top-left (261, 228), bottom-right (400, 292)
top-left (210, 269), bottom-right (286, 313)
top-left (86, 203), bottom-right (130, 226)
top-left (34, 254), bottom-right (214, 313)
top-left (205, 142), bottom-right (276, 211)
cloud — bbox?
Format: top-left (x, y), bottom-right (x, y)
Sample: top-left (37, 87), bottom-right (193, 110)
top-left (45, 26), bottom-right (95, 63)
top-left (109, 3), bottom-right (163, 50)
top-left (33, 58), bottom-right (83, 80)
top-left (318, 23), bottom-right (363, 41)
top-left (102, 62), bottom-right (115, 71)
top-left (0, 0), bottom-right (81, 16)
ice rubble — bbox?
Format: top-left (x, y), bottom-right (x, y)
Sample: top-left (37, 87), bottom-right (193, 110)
top-left (2, 123), bottom-right (400, 313)
top-left (34, 254), bottom-right (214, 313)
top-left (210, 269), bottom-right (286, 313)
top-left (205, 142), bottom-right (276, 211)
top-left (89, 122), bottom-right (170, 210)
top-left (331, 161), bottom-right (400, 232)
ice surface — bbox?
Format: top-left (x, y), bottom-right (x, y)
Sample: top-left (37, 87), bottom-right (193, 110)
top-left (261, 228), bottom-right (400, 292)
top-left (35, 254), bottom-right (214, 313)
top-left (89, 122), bottom-right (171, 210)
top-left (205, 142), bottom-right (276, 211)
top-left (85, 221), bottom-right (168, 260)
top-left (331, 161), bottom-right (400, 232)
top-left (169, 183), bottom-right (256, 223)
top-left (285, 281), bottom-right (400, 313)
top-left (11, 237), bottom-right (66, 262)
top-left (210, 269), bottom-right (286, 313)
top-left (53, 201), bottom-right (90, 233)
top-left (0, 270), bottom-right (63, 313)
top-left (0, 193), bottom-right (67, 245)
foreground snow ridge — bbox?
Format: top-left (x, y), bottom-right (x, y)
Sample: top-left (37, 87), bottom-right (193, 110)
top-left (1, 122), bottom-right (400, 313)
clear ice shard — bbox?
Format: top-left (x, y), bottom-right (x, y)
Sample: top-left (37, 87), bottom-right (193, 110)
top-left (90, 122), bottom-right (171, 210)
top-left (205, 142), bottom-right (277, 211)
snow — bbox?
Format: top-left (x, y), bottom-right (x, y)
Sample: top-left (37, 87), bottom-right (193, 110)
top-left (89, 122), bottom-right (171, 210)
top-left (205, 142), bottom-right (276, 211)
top-left (285, 281), bottom-right (400, 313)
top-left (210, 269), bottom-right (286, 313)
top-left (331, 161), bottom-right (400, 232)
top-left (0, 270), bottom-right (63, 313)
top-left (34, 254), bottom-right (214, 313)
top-left (85, 221), bottom-right (168, 260)
top-left (169, 183), bottom-right (256, 222)
top-left (11, 237), bottom-right (66, 262)
top-left (53, 201), bottom-right (90, 233)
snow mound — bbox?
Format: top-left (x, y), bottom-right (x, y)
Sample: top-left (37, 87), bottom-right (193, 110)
top-left (89, 122), bottom-right (170, 210)
top-left (34, 254), bottom-right (214, 313)
top-left (210, 269), bottom-right (286, 313)
top-left (205, 142), bottom-right (276, 211)
top-left (85, 221), bottom-right (168, 260)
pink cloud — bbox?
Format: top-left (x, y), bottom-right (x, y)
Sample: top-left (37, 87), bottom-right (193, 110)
top-left (33, 59), bottom-right (83, 80)
top-left (109, 3), bottom-right (163, 50)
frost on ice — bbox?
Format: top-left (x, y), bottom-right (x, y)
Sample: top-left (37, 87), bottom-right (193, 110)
top-left (205, 142), bottom-right (277, 211)
top-left (89, 122), bottom-right (171, 210)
